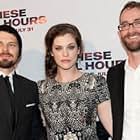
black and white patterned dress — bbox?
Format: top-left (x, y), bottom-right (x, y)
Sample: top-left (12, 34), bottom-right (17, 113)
top-left (37, 73), bottom-right (110, 140)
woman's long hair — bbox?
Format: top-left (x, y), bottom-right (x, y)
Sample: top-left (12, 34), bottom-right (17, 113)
top-left (44, 23), bottom-right (84, 79)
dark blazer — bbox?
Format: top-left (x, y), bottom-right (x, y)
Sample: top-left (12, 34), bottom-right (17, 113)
top-left (0, 73), bottom-right (46, 140)
top-left (107, 61), bottom-right (125, 140)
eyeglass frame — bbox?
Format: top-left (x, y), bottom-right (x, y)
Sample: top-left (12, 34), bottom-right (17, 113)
top-left (118, 19), bottom-right (140, 31)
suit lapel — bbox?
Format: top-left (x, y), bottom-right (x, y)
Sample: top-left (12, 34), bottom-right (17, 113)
top-left (116, 62), bottom-right (125, 138)
top-left (111, 62), bottom-right (125, 140)
top-left (13, 74), bottom-right (25, 131)
top-left (107, 61), bottom-right (125, 140)
top-left (0, 76), bottom-right (13, 132)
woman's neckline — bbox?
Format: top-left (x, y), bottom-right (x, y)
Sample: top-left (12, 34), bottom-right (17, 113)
top-left (53, 72), bottom-right (86, 84)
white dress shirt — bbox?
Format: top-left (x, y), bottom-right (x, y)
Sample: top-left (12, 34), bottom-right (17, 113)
top-left (122, 60), bottom-right (140, 140)
top-left (0, 70), bottom-right (15, 92)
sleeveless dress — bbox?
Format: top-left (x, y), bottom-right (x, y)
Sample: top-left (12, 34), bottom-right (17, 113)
top-left (38, 73), bottom-right (110, 140)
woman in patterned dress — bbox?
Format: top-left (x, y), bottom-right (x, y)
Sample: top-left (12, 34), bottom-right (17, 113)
top-left (38, 23), bottom-right (112, 140)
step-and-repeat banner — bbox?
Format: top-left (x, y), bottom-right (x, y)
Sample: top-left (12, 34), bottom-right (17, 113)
top-left (0, 0), bottom-right (129, 81)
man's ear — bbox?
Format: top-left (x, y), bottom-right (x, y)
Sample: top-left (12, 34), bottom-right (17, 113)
top-left (118, 30), bottom-right (121, 39)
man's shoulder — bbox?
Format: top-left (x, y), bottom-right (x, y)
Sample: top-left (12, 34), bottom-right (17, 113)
top-left (15, 74), bottom-right (36, 85)
top-left (108, 60), bottom-right (125, 71)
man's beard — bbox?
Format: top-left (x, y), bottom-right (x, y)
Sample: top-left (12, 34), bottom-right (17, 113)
top-left (121, 32), bottom-right (140, 52)
top-left (0, 59), bottom-right (17, 68)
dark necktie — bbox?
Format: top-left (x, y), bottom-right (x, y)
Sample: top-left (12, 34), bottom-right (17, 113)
top-left (4, 76), bottom-right (13, 94)
top-left (3, 76), bottom-right (15, 131)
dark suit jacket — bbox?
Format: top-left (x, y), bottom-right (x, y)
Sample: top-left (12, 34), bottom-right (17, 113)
top-left (0, 73), bottom-right (46, 140)
top-left (107, 61), bottom-right (125, 140)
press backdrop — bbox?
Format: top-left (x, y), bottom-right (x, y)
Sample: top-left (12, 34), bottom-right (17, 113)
top-left (0, 0), bottom-right (130, 81)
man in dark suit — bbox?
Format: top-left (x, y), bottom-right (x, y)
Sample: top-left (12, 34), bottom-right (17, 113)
top-left (0, 24), bottom-right (46, 140)
top-left (107, 1), bottom-right (140, 140)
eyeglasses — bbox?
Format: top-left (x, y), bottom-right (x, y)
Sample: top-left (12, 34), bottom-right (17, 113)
top-left (118, 20), bottom-right (140, 31)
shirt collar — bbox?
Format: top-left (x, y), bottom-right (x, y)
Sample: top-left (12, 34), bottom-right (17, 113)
top-left (125, 59), bottom-right (140, 71)
top-left (0, 70), bottom-right (15, 78)
top-left (125, 59), bottom-right (140, 80)
top-left (124, 59), bottom-right (132, 71)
